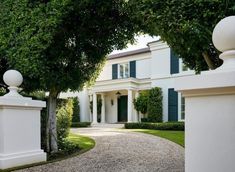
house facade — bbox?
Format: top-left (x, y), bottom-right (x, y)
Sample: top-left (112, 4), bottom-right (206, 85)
top-left (60, 40), bottom-right (195, 123)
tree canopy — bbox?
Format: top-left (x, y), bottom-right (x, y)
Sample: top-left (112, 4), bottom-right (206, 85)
top-left (129, 0), bottom-right (235, 72)
top-left (0, 0), bottom-right (138, 152)
top-left (0, 0), bottom-right (137, 92)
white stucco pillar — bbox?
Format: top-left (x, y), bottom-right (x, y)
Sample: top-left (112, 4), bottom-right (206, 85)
top-left (0, 70), bottom-right (46, 170)
top-left (101, 93), bottom-right (105, 123)
top-left (134, 91), bottom-right (139, 122)
top-left (92, 93), bottom-right (98, 124)
top-left (79, 88), bottom-right (90, 122)
top-left (175, 16), bottom-right (235, 172)
top-left (128, 89), bottom-right (133, 122)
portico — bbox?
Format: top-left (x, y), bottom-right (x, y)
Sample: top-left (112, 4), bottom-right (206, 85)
top-left (90, 78), bottom-right (151, 124)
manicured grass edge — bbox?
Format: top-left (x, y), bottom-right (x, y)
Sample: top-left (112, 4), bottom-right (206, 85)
top-left (130, 129), bottom-right (185, 147)
top-left (71, 122), bottom-right (91, 128)
top-left (0, 133), bottom-right (95, 172)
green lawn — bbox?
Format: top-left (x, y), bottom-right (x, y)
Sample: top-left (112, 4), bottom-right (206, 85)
top-left (67, 133), bottom-right (95, 153)
top-left (133, 129), bottom-right (185, 147)
top-left (0, 133), bottom-right (95, 172)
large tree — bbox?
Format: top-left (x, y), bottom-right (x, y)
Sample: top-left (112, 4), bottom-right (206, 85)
top-left (0, 0), bottom-right (137, 153)
top-left (129, 0), bottom-right (235, 72)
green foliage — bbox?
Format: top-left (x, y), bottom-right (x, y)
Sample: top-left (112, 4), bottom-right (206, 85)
top-left (141, 118), bottom-right (151, 122)
top-left (125, 122), bottom-right (184, 131)
top-left (0, 1), bottom-right (139, 152)
top-left (57, 99), bottom-right (73, 142)
top-left (147, 87), bottom-right (163, 122)
top-left (0, 0), bottom-right (137, 93)
top-left (72, 97), bottom-right (80, 123)
top-left (71, 122), bottom-right (91, 128)
top-left (48, 133), bottom-right (95, 161)
top-left (90, 97), bottom-right (102, 115)
top-left (129, 0), bottom-right (235, 71)
top-left (0, 87), bottom-right (6, 96)
top-left (133, 90), bottom-right (149, 115)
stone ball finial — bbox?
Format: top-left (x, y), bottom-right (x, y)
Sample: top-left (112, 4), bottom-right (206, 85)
top-left (212, 16), bottom-right (235, 52)
top-left (3, 70), bottom-right (23, 87)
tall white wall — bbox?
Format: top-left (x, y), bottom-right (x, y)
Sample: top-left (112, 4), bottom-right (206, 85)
top-left (136, 58), bottom-right (151, 79)
top-left (105, 92), bottom-right (118, 123)
top-left (79, 89), bottom-right (90, 122)
top-left (149, 42), bottom-right (171, 79)
top-left (97, 52), bottom-right (151, 82)
top-left (97, 63), bottom-right (112, 81)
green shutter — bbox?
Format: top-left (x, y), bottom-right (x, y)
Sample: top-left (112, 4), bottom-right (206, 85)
top-left (130, 61), bottom-right (136, 78)
top-left (112, 64), bottom-right (118, 79)
top-left (170, 49), bottom-right (179, 74)
top-left (168, 88), bottom-right (178, 121)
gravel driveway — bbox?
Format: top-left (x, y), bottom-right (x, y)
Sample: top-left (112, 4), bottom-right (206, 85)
top-left (17, 124), bottom-right (184, 172)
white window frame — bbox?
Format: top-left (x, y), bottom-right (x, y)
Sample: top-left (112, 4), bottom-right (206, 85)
top-left (118, 62), bottom-right (130, 79)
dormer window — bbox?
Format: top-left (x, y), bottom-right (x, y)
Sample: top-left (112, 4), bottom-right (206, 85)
top-left (118, 63), bottom-right (129, 78)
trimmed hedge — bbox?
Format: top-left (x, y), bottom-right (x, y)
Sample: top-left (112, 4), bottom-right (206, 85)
top-left (71, 122), bottom-right (91, 128)
top-left (125, 122), bottom-right (184, 131)
top-left (147, 87), bottom-right (163, 122)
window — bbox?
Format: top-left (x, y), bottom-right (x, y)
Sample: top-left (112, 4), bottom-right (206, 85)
top-left (181, 97), bottom-right (185, 120)
top-left (118, 63), bottom-right (129, 78)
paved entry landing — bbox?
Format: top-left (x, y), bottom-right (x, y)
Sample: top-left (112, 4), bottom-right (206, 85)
top-left (17, 124), bottom-right (185, 172)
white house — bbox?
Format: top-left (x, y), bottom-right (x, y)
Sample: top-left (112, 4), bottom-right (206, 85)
top-left (60, 40), bottom-right (195, 123)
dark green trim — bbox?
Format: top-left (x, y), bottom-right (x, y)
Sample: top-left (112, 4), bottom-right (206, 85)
top-left (112, 64), bottom-right (118, 79)
top-left (118, 96), bottom-right (127, 122)
top-left (130, 61), bottom-right (136, 78)
top-left (170, 49), bottom-right (179, 74)
top-left (168, 88), bottom-right (178, 121)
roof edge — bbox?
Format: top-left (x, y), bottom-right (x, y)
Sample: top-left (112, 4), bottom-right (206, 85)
top-left (108, 47), bottom-right (150, 60)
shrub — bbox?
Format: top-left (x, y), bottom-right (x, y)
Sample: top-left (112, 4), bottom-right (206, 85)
top-left (147, 87), bottom-right (163, 122)
top-left (141, 118), bottom-right (150, 122)
top-left (57, 99), bottom-right (73, 142)
top-left (125, 122), bottom-right (184, 131)
top-left (90, 96), bottom-right (102, 122)
top-left (72, 97), bottom-right (80, 123)
top-left (133, 90), bottom-right (149, 120)
top-left (71, 122), bottom-right (91, 128)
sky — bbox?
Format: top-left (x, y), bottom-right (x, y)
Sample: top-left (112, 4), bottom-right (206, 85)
top-left (110, 34), bottom-right (159, 55)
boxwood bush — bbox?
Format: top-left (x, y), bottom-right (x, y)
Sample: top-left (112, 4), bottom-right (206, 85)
top-left (125, 122), bottom-right (184, 131)
top-left (147, 87), bottom-right (163, 122)
top-left (71, 122), bottom-right (91, 128)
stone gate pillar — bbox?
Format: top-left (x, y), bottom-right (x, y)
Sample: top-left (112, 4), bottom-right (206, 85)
top-left (175, 16), bottom-right (235, 172)
top-left (0, 70), bottom-right (46, 170)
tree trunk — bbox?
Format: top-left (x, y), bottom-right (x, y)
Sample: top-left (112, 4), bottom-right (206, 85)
top-left (138, 112), bottom-right (141, 122)
top-left (202, 52), bottom-right (216, 70)
top-left (47, 91), bottom-right (59, 153)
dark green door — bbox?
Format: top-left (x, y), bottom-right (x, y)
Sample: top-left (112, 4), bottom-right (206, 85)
top-left (168, 88), bottom-right (178, 121)
top-left (118, 96), bottom-right (127, 122)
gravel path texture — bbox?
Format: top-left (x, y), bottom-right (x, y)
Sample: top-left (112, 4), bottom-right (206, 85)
top-left (17, 124), bottom-right (185, 172)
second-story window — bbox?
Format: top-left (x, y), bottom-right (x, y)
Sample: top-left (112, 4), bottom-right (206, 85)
top-left (119, 63), bottom-right (129, 78)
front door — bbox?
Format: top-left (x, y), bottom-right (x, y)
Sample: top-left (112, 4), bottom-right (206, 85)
top-left (118, 96), bottom-right (127, 122)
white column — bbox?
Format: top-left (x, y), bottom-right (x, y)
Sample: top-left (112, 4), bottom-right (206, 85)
top-left (134, 91), bottom-right (139, 122)
top-left (101, 93), bottom-right (106, 123)
top-left (92, 93), bottom-right (98, 124)
top-left (79, 88), bottom-right (90, 122)
top-left (128, 89), bottom-right (133, 122)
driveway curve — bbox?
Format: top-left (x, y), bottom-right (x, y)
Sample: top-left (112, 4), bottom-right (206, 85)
top-left (17, 124), bottom-right (184, 172)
